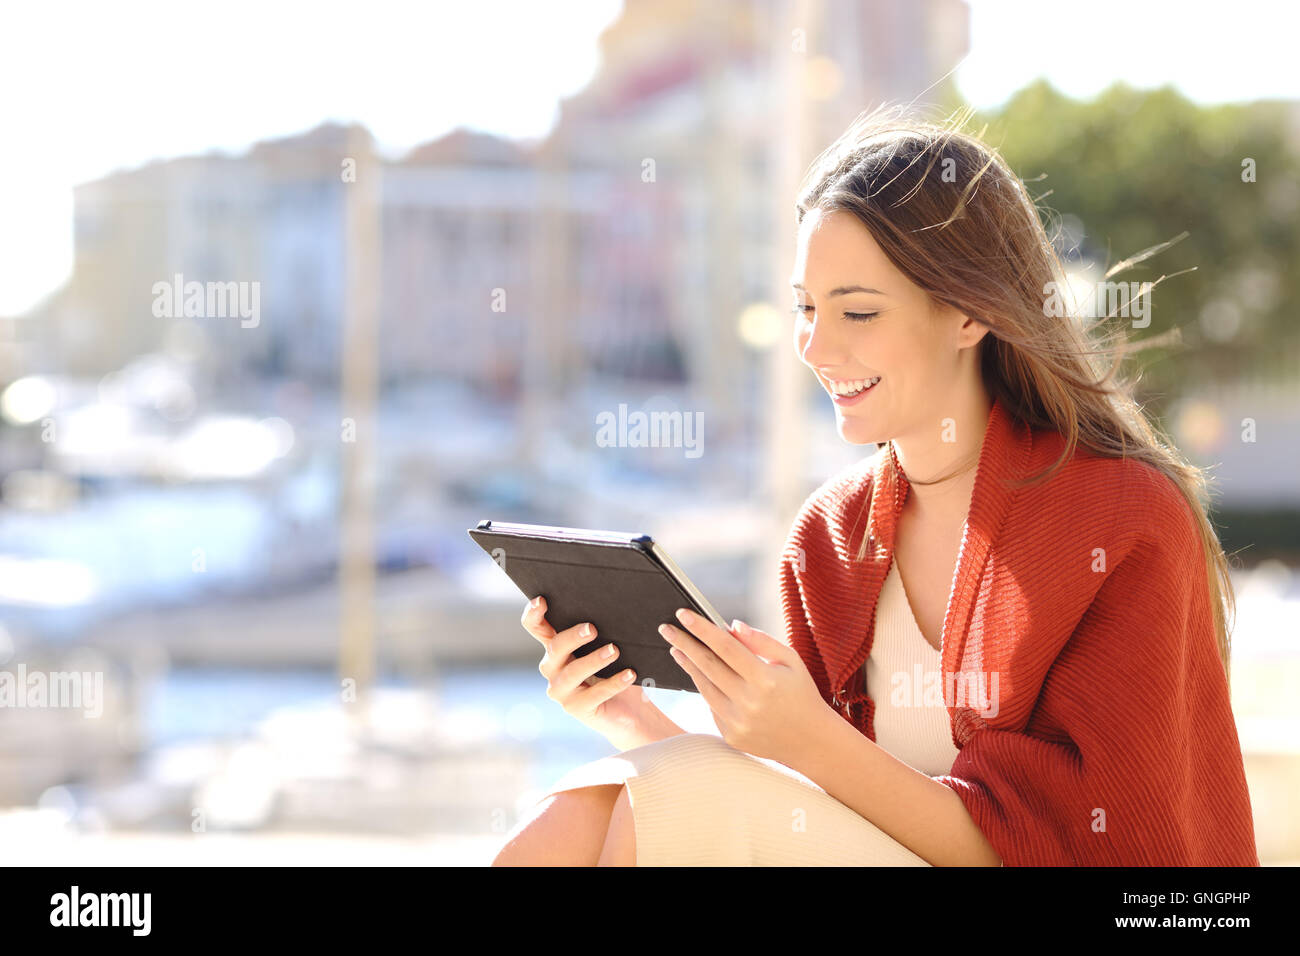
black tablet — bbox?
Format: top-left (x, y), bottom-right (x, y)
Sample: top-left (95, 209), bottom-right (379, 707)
top-left (468, 519), bottom-right (729, 693)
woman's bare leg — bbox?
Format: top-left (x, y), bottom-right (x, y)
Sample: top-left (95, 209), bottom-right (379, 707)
top-left (491, 783), bottom-right (624, 866)
top-left (596, 784), bottom-right (637, 866)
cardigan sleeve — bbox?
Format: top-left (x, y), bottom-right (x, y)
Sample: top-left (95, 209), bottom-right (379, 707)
top-left (777, 507), bottom-right (830, 699)
top-left (776, 473), bottom-right (853, 704)
top-left (933, 495), bottom-right (1259, 866)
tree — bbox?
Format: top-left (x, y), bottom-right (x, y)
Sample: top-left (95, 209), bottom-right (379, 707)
top-left (966, 80), bottom-right (1300, 417)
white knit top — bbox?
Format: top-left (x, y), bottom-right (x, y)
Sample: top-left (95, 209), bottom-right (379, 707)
top-left (863, 560), bottom-right (961, 776)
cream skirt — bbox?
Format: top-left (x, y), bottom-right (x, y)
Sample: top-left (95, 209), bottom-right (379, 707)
top-left (538, 732), bottom-right (932, 866)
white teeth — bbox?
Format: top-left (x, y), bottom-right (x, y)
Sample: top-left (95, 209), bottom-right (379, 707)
top-left (831, 377), bottom-right (880, 395)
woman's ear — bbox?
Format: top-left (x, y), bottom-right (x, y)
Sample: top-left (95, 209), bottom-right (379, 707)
top-left (958, 313), bottom-right (993, 348)
top-left (931, 297), bottom-right (990, 349)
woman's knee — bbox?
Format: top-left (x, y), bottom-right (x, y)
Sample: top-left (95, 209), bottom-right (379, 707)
top-left (491, 784), bottom-right (625, 866)
top-left (666, 732), bottom-right (767, 770)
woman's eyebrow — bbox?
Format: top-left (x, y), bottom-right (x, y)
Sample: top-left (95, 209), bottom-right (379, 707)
top-left (789, 281), bottom-right (888, 297)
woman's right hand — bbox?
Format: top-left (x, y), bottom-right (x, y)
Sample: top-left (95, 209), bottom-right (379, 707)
top-left (521, 595), bottom-right (676, 751)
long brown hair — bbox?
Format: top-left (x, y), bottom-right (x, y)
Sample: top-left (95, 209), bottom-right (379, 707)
top-left (795, 104), bottom-right (1236, 685)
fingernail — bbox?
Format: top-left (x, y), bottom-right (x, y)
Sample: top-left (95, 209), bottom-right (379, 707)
top-left (675, 608), bottom-right (692, 624)
top-left (581, 623), bottom-right (593, 637)
top-left (530, 596), bottom-right (541, 608)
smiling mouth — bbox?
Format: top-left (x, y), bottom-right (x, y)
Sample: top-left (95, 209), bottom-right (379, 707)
top-left (826, 376), bottom-right (881, 399)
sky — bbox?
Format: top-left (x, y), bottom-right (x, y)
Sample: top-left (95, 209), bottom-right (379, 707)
top-left (1, 0), bottom-right (1297, 317)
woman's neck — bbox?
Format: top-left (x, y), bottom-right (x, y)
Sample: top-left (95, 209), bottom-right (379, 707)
top-left (890, 391), bottom-right (992, 512)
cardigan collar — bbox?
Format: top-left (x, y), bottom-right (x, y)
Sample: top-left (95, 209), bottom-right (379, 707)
top-left (830, 394), bottom-right (1034, 732)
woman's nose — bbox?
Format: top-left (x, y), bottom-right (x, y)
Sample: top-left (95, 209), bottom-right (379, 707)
top-left (797, 313), bottom-right (839, 368)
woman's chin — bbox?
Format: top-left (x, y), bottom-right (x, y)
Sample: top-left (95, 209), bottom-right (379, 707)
top-left (836, 419), bottom-right (884, 446)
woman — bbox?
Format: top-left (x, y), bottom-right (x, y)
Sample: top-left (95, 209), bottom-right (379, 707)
top-left (490, 107), bottom-right (1259, 867)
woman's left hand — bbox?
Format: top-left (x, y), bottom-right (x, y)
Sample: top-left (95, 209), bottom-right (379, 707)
top-left (661, 608), bottom-right (833, 765)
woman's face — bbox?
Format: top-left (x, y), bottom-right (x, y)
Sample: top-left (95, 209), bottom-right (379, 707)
top-left (790, 206), bottom-right (984, 447)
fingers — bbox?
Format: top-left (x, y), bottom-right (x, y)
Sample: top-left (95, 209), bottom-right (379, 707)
top-left (522, 598), bottom-right (636, 711)
top-left (660, 621), bottom-right (744, 699)
top-left (535, 617), bottom-right (598, 673)
top-left (521, 598), bottom-right (602, 655)
top-left (525, 598), bottom-right (613, 673)
top-left (570, 669), bottom-right (639, 712)
top-left (549, 630), bottom-right (622, 698)
top-left (667, 642), bottom-right (725, 714)
top-left (670, 608), bottom-right (756, 685)
top-left (523, 598), bottom-right (597, 657)
top-left (520, 596), bottom-right (555, 642)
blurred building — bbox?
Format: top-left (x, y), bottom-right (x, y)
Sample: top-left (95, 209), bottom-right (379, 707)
top-left (31, 124), bottom-right (351, 385)
top-left (539, 0), bottom-right (971, 443)
top-left (25, 0), bottom-right (968, 392)
top-left (9, 0), bottom-right (977, 657)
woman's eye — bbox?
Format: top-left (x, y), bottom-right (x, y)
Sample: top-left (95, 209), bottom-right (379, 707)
top-left (788, 304), bottom-right (877, 322)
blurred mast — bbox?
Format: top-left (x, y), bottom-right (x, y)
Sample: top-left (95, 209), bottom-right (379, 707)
top-left (753, 0), bottom-right (816, 636)
top-left (528, 137), bottom-right (569, 479)
top-left (701, 3), bottom-right (741, 452)
top-left (339, 126), bottom-right (381, 720)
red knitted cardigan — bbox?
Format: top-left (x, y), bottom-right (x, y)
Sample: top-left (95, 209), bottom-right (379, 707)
top-left (778, 395), bottom-right (1259, 866)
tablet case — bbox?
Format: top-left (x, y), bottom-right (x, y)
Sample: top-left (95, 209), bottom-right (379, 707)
top-left (468, 520), bottom-right (726, 693)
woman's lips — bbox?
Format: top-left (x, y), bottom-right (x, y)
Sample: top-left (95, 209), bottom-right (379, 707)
top-left (829, 378), bottom-right (880, 406)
